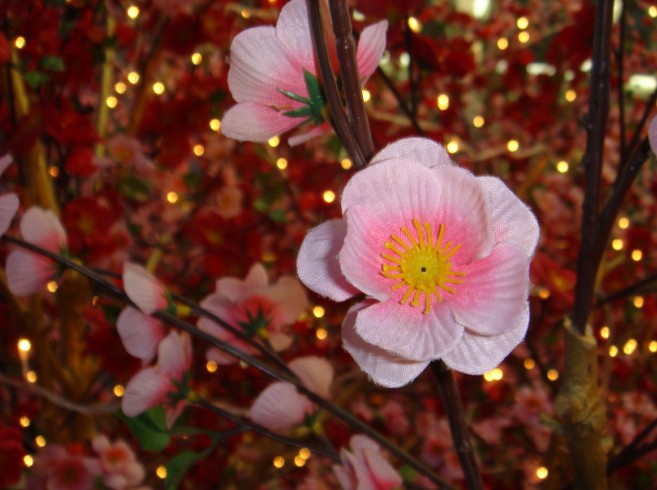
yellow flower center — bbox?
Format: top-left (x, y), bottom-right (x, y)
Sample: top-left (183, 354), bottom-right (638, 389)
top-left (381, 218), bottom-right (466, 314)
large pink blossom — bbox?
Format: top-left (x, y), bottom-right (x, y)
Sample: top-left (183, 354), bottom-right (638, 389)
top-left (6, 207), bottom-right (68, 296)
top-left (122, 330), bottom-right (192, 428)
top-left (333, 435), bottom-right (402, 490)
top-left (297, 138), bottom-right (539, 387)
top-left (220, 0), bottom-right (387, 144)
top-left (91, 435), bottom-right (146, 490)
top-left (0, 154), bottom-right (19, 237)
top-left (198, 262), bottom-right (308, 364)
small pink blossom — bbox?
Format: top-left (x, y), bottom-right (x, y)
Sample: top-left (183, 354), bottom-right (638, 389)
top-left (0, 154), bottom-right (19, 237)
top-left (333, 435), bottom-right (403, 490)
top-left (250, 356), bottom-right (333, 432)
top-left (6, 207), bottom-right (68, 296)
top-left (297, 138), bottom-right (539, 387)
top-left (220, 0), bottom-right (387, 144)
top-left (123, 263), bottom-right (169, 314)
top-left (198, 262), bottom-right (308, 364)
top-left (28, 444), bottom-right (102, 490)
top-left (91, 435), bottom-right (146, 489)
top-left (106, 134), bottom-right (154, 172)
top-left (122, 330), bottom-right (192, 428)
top-left (116, 307), bottom-right (166, 362)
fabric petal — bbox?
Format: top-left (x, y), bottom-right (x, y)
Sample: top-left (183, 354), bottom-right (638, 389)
top-left (214, 278), bottom-right (247, 303)
top-left (289, 356), bottom-right (333, 399)
top-left (228, 26), bottom-right (306, 106)
top-left (360, 445), bottom-right (403, 489)
top-left (442, 303), bottom-right (529, 375)
top-left (269, 333), bottom-right (293, 352)
top-left (0, 193), bottom-right (19, 236)
top-left (263, 276), bottom-right (308, 325)
top-left (123, 263), bottom-right (168, 314)
top-left (297, 219), bottom-right (359, 301)
top-left (450, 243), bottom-right (530, 336)
top-left (649, 116), bottom-right (657, 156)
top-left (275, 0), bottom-right (314, 73)
top-left (6, 250), bottom-right (54, 296)
top-left (20, 207), bottom-right (67, 250)
top-left (245, 263), bottom-right (269, 288)
top-left (288, 122), bottom-right (333, 146)
top-left (342, 302), bottom-right (429, 388)
top-left (0, 153), bottom-right (12, 177)
top-left (356, 21), bottom-right (388, 82)
top-left (353, 300), bottom-right (463, 362)
top-left (250, 382), bottom-right (312, 432)
top-left (122, 368), bottom-right (169, 417)
top-left (116, 307), bottom-right (165, 362)
top-left (369, 137), bottom-right (453, 169)
top-left (477, 176), bottom-right (539, 256)
top-left (157, 331), bottom-right (192, 379)
top-left (221, 102), bottom-right (303, 143)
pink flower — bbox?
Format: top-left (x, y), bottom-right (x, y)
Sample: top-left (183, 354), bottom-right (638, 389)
top-left (122, 330), bottom-right (192, 428)
top-left (650, 116), bottom-right (657, 156)
top-left (0, 154), bottom-right (19, 237)
top-left (333, 435), bottom-right (402, 490)
top-left (198, 262), bottom-right (308, 364)
top-left (6, 207), bottom-right (68, 296)
top-left (116, 307), bottom-right (166, 362)
top-left (297, 138), bottom-right (539, 387)
top-left (28, 445), bottom-right (102, 490)
top-left (220, 0), bottom-right (387, 144)
top-left (91, 435), bottom-right (146, 489)
top-left (106, 134), bottom-right (153, 172)
top-left (250, 356), bottom-right (333, 432)
top-left (123, 262), bottom-right (169, 314)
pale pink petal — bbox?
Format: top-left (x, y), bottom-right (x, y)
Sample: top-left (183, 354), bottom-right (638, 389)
top-left (116, 307), bottom-right (166, 362)
top-left (355, 444), bottom-right (402, 489)
top-left (477, 176), bottom-right (539, 256)
top-left (157, 331), bottom-right (192, 379)
top-left (356, 21), bottom-right (388, 82)
top-left (166, 400), bottom-right (187, 429)
top-left (213, 278), bottom-right (248, 303)
top-left (6, 250), bottom-right (54, 296)
top-left (442, 304), bottom-right (529, 375)
top-left (123, 263), bottom-right (168, 314)
top-left (228, 26), bottom-right (305, 106)
top-left (649, 116), bottom-right (657, 156)
top-left (269, 332), bottom-right (293, 352)
top-left (121, 368), bottom-right (169, 417)
top-left (369, 137), bottom-right (453, 169)
top-left (333, 465), bottom-right (353, 490)
top-left (297, 219), bottom-right (359, 302)
top-left (245, 263), bottom-right (269, 288)
top-left (221, 102), bottom-right (303, 143)
top-left (353, 300), bottom-right (463, 362)
top-left (0, 153), bottom-right (12, 176)
top-left (250, 382), bottom-right (312, 432)
top-left (0, 193), bottom-right (19, 236)
top-left (450, 243), bottom-right (530, 336)
top-left (342, 302), bottom-right (430, 388)
top-left (91, 435), bottom-right (110, 455)
top-left (261, 276), bottom-right (308, 325)
top-left (288, 122), bottom-right (333, 146)
top-left (289, 356), bottom-right (333, 399)
top-left (275, 0), bottom-right (314, 73)
top-left (20, 207), bottom-right (67, 251)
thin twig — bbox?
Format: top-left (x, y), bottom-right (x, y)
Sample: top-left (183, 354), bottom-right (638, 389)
top-left (375, 66), bottom-right (425, 135)
top-left (596, 270), bottom-right (657, 306)
top-left (430, 361), bottom-right (483, 490)
top-left (621, 88), bottom-right (657, 170)
top-left (616, 0), bottom-right (627, 160)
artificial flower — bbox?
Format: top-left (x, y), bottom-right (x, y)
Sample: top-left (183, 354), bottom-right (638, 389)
top-left (250, 356), bottom-right (333, 432)
top-left (0, 154), bottom-right (19, 237)
top-left (333, 435), bottom-right (402, 490)
top-left (123, 262), bottom-right (169, 315)
top-left (220, 0), bottom-right (387, 144)
top-left (297, 137), bottom-right (539, 387)
top-left (198, 262), bottom-right (308, 364)
top-left (122, 330), bottom-right (192, 428)
top-left (91, 435), bottom-right (146, 489)
top-left (116, 307), bottom-right (166, 362)
top-left (6, 207), bottom-right (68, 296)
top-left (27, 444), bottom-right (102, 490)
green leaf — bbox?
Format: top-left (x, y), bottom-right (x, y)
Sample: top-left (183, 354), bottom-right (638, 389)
top-left (40, 56), bottom-right (66, 72)
top-left (23, 71), bottom-right (50, 90)
top-left (277, 88), bottom-right (311, 105)
top-left (282, 106), bottom-right (312, 119)
top-left (165, 451), bottom-right (201, 490)
top-left (121, 407), bottom-right (171, 452)
top-left (303, 69), bottom-right (325, 125)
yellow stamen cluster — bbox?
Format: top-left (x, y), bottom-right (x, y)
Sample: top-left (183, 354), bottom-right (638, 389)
top-left (381, 218), bottom-right (466, 314)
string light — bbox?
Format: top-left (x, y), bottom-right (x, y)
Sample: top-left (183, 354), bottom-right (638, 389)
top-left (507, 139), bottom-right (519, 152)
top-left (316, 328), bottom-right (328, 340)
top-left (362, 89), bottom-right (371, 102)
top-left (20, 416), bottom-right (30, 428)
top-left (556, 160), bottom-right (569, 173)
top-left (299, 448), bottom-right (311, 460)
top-left (407, 16), bottom-right (422, 33)
top-left (649, 6), bottom-right (657, 17)
top-left (609, 345), bottom-right (619, 357)
top-left (618, 217), bottom-right (629, 229)
top-left (496, 38), bottom-right (509, 50)
top-left (633, 296), bottom-right (644, 308)
top-left (523, 358), bottom-right (536, 370)
top-left (14, 36), bottom-right (26, 49)
top-left (127, 71), bottom-right (140, 84)
top-left (18, 338), bottom-right (32, 354)
top-left (126, 5), bottom-right (140, 19)
top-left (241, 9), bottom-right (251, 19)
top-left (35, 436), bottom-right (46, 448)
top-left (106, 96), bottom-right (118, 109)
top-left (483, 367), bottom-right (503, 381)
top-left (600, 326), bottom-right (610, 339)
top-left (191, 52), bottom-right (203, 65)
top-left (536, 467), bottom-right (548, 480)
top-left (23, 455), bottom-right (34, 467)
top-left (517, 16), bottom-right (529, 29)
top-left (537, 287), bottom-right (550, 299)
top-left (206, 361), bottom-right (218, 373)
top-left (115, 82), bottom-right (127, 94)
top-left (273, 456), bottom-right (285, 468)
top-left (565, 90), bottom-right (577, 102)
top-left (268, 136), bottom-right (280, 148)
top-left (294, 455), bottom-right (306, 467)
top-left (322, 190), bottom-right (336, 203)
top-left (612, 239), bottom-right (624, 251)
top-left (209, 119), bottom-right (221, 131)
top-left (312, 306), bottom-right (325, 318)
top-left (46, 281), bottom-right (58, 293)
top-left (547, 369), bottom-right (559, 381)
top-left (152, 82), bottom-right (165, 95)
top-left (113, 385), bottom-right (125, 397)
top-left (518, 31), bottom-right (530, 44)
top-left (49, 166), bottom-right (60, 177)
top-left (623, 338), bottom-right (638, 355)
top-left (649, 341), bottom-right (657, 353)
top-left (436, 94), bottom-right (450, 111)
top-left (276, 158), bottom-right (288, 170)
top-left (446, 138), bottom-right (459, 154)
top-left (341, 158), bottom-right (352, 170)
top-left (156, 466), bottom-right (167, 479)
top-left (166, 191), bottom-right (179, 204)
top-left (473, 115), bottom-right (485, 128)
top-left (26, 371), bottom-right (37, 383)
top-left (631, 249), bottom-right (643, 261)
top-left (193, 144), bottom-right (205, 156)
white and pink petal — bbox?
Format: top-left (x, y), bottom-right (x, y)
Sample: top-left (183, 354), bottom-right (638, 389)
top-left (0, 193), bottom-right (19, 236)
top-left (6, 250), bottom-right (55, 297)
top-left (250, 382), bottom-right (313, 432)
top-left (116, 307), bottom-right (166, 362)
top-left (20, 207), bottom-right (67, 251)
top-left (157, 331), bottom-right (192, 380)
top-left (123, 263), bottom-right (168, 315)
top-left (289, 356), bottom-right (333, 399)
top-left (121, 368), bottom-right (170, 417)
top-left (275, 0), bottom-right (315, 74)
top-left (356, 21), bottom-right (388, 83)
top-left (221, 102), bottom-right (304, 143)
top-left (370, 137), bottom-right (453, 169)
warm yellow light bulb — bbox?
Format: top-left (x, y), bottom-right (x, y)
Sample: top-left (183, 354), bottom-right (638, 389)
top-left (206, 360), bottom-right (218, 373)
top-left (156, 466), bottom-right (167, 479)
top-left (276, 158), bottom-right (288, 170)
top-left (517, 16), bottom-right (529, 29)
top-left (631, 249), bottom-right (643, 261)
top-left (547, 369), bottom-right (559, 381)
top-left (106, 96), bottom-right (118, 109)
top-left (565, 89), bottom-right (577, 102)
top-left (556, 161), bottom-right (569, 173)
top-left (446, 139), bottom-right (459, 154)
top-left (633, 296), bottom-right (644, 308)
top-left (618, 217), bottom-right (629, 229)
top-left (609, 345), bottom-right (619, 357)
top-left (316, 328), bottom-right (328, 340)
top-left (268, 136), bottom-right (280, 148)
top-left (127, 71), bottom-right (140, 84)
top-left (113, 385), bottom-right (125, 397)
top-left (496, 38), bottom-right (509, 50)
top-left (523, 358), bottom-right (536, 370)
top-left (362, 89), bottom-right (371, 102)
top-left (341, 158), bottom-right (353, 170)
top-left (20, 416), bottom-right (30, 428)
top-left (600, 326), bottom-right (610, 339)
top-left (166, 191), bottom-right (179, 204)
top-left (273, 456), bottom-right (285, 468)
top-left (312, 306), bottom-right (325, 318)
top-left (518, 31), bottom-right (530, 44)
top-left (507, 139), bottom-right (519, 152)
top-left (536, 466), bottom-right (548, 480)
top-left (407, 16), bottom-right (422, 33)
top-left (35, 435), bottom-right (46, 447)
top-left (612, 238), bottom-right (624, 251)
top-left (649, 340), bottom-right (657, 353)
top-left (323, 190), bottom-right (336, 203)
top-left (126, 5), bottom-right (140, 19)
top-left (649, 5), bottom-right (657, 17)
top-left (115, 82), bottom-right (127, 94)
top-left (436, 94), bottom-right (450, 111)
top-left (193, 144), bottom-right (205, 157)
top-left (152, 82), bottom-right (165, 95)
top-left (24, 455), bottom-right (34, 467)
top-left (26, 371), bottom-right (37, 383)
top-left (623, 338), bottom-right (638, 355)
top-left (191, 52), bottom-right (202, 65)
top-left (473, 115), bottom-right (485, 128)
top-left (46, 281), bottom-right (58, 293)
top-left (14, 36), bottom-right (26, 49)
top-left (18, 338), bottom-right (32, 353)
top-left (209, 119), bottom-right (221, 131)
